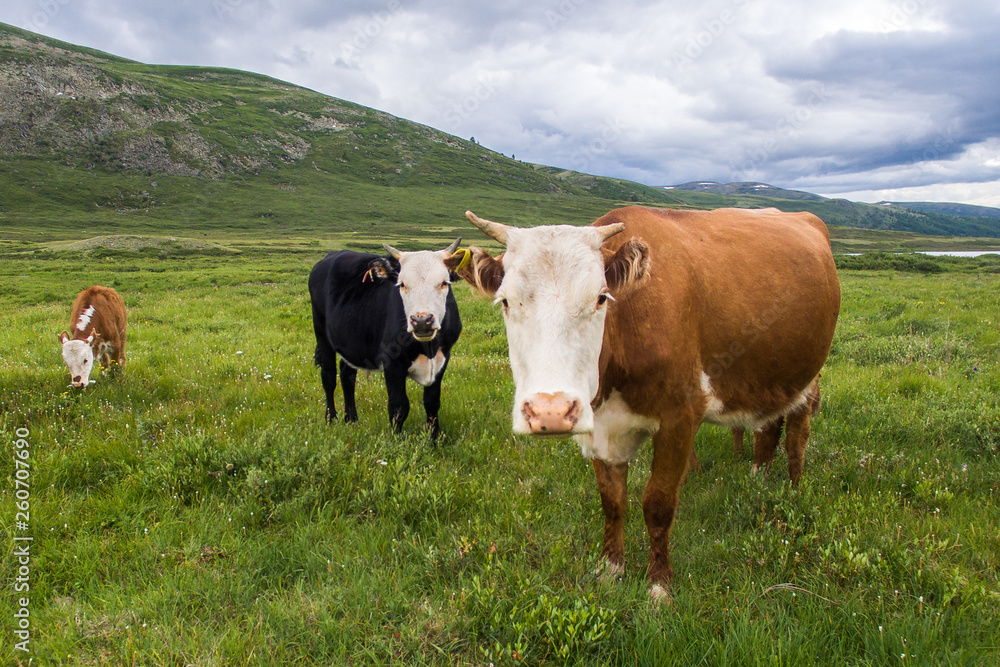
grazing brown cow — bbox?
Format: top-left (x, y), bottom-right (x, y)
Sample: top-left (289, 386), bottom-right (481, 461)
top-left (59, 286), bottom-right (127, 388)
top-left (457, 206), bottom-right (840, 600)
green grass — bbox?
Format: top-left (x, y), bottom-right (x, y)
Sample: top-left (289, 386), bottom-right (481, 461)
top-left (1, 243), bottom-right (998, 665)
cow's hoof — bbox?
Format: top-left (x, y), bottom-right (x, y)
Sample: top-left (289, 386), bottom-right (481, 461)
top-left (595, 558), bottom-right (624, 582)
top-left (649, 584), bottom-right (673, 605)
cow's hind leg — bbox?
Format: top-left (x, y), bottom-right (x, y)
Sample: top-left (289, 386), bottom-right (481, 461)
top-left (643, 412), bottom-right (698, 601)
top-left (116, 329), bottom-right (127, 368)
top-left (592, 459), bottom-right (628, 579)
top-left (319, 362), bottom-right (338, 423)
top-left (752, 417), bottom-right (783, 474)
top-left (732, 428), bottom-right (745, 457)
top-left (383, 367), bottom-right (410, 434)
top-left (339, 360), bottom-right (359, 423)
top-left (782, 408), bottom-right (811, 486)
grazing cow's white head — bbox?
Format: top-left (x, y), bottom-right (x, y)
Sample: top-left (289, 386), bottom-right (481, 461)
top-left (378, 239), bottom-right (462, 342)
top-left (458, 212), bottom-right (649, 435)
top-left (59, 331), bottom-right (97, 388)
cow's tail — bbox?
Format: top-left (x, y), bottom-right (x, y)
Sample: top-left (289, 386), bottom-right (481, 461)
top-left (311, 299), bottom-right (336, 370)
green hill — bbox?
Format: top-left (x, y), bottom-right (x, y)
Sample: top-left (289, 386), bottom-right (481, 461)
top-left (0, 22), bottom-right (683, 246)
top-left (2, 21), bottom-right (1000, 247)
top-left (885, 201), bottom-right (1000, 220)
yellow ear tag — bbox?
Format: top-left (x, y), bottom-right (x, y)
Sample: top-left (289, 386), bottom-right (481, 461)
top-left (454, 248), bottom-right (472, 271)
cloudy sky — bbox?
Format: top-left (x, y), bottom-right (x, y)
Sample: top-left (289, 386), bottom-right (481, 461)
top-left (3, 0), bottom-right (1000, 205)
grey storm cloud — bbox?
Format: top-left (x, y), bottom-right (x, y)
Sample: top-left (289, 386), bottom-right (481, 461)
top-left (3, 0), bottom-right (1000, 205)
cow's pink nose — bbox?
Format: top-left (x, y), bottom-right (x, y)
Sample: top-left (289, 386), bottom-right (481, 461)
top-left (521, 393), bottom-right (581, 435)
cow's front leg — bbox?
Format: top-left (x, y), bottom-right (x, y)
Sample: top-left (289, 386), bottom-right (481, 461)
top-left (422, 373), bottom-right (444, 440)
top-left (383, 367), bottom-right (410, 433)
top-left (339, 359), bottom-right (359, 423)
top-left (643, 413), bottom-right (697, 601)
top-left (592, 459), bottom-right (628, 579)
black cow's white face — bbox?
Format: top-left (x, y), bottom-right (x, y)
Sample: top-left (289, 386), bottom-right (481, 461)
top-left (384, 240), bottom-right (461, 342)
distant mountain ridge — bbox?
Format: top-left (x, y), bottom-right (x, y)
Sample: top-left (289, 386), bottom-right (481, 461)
top-left (665, 182), bottom-right (1000, 237)
top-left (882, 201), bottom-right (1000, 220)
top-left (668, 181), bottom-right (826, 202)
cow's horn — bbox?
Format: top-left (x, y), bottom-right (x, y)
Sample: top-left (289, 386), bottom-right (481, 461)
top-left (443, 237), bottom-right (462, 255)
top-left (597, 223), bottom-right (626, 242)
top-left (382, 243), bottom-right (402, 259)
top-left (465, 211), bottom-right (509, 246)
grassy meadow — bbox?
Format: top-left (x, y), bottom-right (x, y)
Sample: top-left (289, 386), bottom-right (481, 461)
top-left (1, 241), bottom-right (999, 666)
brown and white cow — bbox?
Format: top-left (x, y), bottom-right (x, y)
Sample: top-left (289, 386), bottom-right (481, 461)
top-left (457, 206), bottom-right (840, 600)
top-left (59, 286), bottom-right (127, 388)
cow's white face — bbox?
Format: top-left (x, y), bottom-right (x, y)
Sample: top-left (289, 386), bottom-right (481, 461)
top-left (60, 333), bottom-right (95, 388)
top-left (458, 212), bottom-right (649, 437)
top-left (384, 240), bottom-right (461, 342)
top-left (496, 226), bottom-right (612, 434)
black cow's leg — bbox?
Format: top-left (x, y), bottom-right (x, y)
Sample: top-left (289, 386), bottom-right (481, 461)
top-left (383, 367), bottom-right (410, 434)
top-left (422, 373), bottom-right (444, 440)
top-left (319, 361), bottom-right (338, 423)
top-left (339, 359), bottom-right (359, 423)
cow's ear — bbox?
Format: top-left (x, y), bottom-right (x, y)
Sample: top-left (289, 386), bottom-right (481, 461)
top-left (367, 257), bottom-right (398, 281)
top-left (443, 247), bottom-right (470, 282)
top-left (604, 238), bottom-right (650, 296)
top-left (58, 331), bottom-right (70, 345)
top-left (453, 246), bottom-right (504, 295)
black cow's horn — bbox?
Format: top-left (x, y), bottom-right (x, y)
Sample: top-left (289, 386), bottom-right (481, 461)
top-left (465, 211), bottom-right (509, 246)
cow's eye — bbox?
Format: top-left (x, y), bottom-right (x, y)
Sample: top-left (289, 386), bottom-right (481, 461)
top-left (398, 283), bottom-right (406, 290)
top-left (439, 281), bottom-right (450, 290)
top-left (597, 293), bottom-right (610, 306)
top-left (500, 298), bottom-right (509, 309)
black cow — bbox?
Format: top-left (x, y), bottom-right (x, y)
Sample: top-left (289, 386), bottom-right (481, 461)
top-left (309, 240), bottom-right (464, 438)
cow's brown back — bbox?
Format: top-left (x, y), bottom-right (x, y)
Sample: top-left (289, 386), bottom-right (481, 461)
top-left (69, 285), bottom-right (128, 366)
top-left (596, 206), bottom-right (840, 424)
